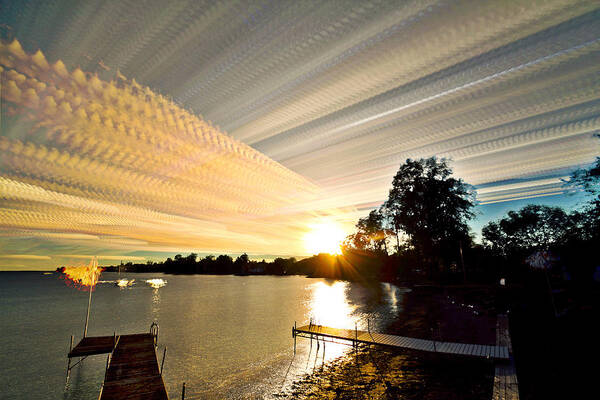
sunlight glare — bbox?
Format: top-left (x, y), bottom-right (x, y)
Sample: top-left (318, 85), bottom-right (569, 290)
top-left (309, 281), bottom-right (357, 329)
top-left (304, 222), bottom-right (346, 255)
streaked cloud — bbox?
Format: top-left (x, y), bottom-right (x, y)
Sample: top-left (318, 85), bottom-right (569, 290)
top-left (0, 254), bottom-right (51, 260)
top-left (56, 255), bottom-right (146, 261)
top-left (1, 1), bottom-right (599, 269)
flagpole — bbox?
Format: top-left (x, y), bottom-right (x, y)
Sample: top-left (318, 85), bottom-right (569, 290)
top-left (84, 284), bottom-right (92, 337)
top-left (83, 257), bottom-right (97, 337)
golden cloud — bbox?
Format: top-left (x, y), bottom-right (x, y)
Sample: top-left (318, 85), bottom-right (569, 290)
top-left (0, 39), bottom-right (322, 255)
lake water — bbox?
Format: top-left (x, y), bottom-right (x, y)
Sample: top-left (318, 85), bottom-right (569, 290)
top-left (0, 272), bottom-right (409, 399)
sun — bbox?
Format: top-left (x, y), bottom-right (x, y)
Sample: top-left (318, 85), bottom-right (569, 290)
top-left (304, 222), bottom-right (346, 255)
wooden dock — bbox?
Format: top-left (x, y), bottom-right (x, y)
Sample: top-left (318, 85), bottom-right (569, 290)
top-left (99, 333), bottom-right (168, 400)
top-left (492, 315), bottom-right (519, 399)
top-left (68, 335), bottom-right (116, 357)
top-left (67, 330), bottom-right (168, 400)
top-left (293, 323), bottom-right (509, 359)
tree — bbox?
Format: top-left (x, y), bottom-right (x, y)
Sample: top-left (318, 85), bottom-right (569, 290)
top-left (234, 253), bottom-right (249, 265)
top-left (566, 156), bottom-right (600, 197)
top-left (346, 209), bottom-right (389, 253)
top-left (481, 205), bottom-right (571, 257)
top-left (234, 253), bottom-right (250, 273)
top-left (565, 148), bottom-right (600, 240)
top-left (384, 157), bottom-right (475, 268)
top-left (215, 254), bottom-right (233, 274)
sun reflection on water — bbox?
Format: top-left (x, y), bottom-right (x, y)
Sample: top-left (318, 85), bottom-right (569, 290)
top-left (308, 281), bottom-right (357, 329)
top-left (301, 281), bottom-right (361, 366)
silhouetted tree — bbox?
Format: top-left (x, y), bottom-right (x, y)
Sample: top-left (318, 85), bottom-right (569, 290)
top-left (343, 232), bottom-right (370, 252)
top-left (215, 254), bottom-right (233, 274)
top-left (234, 253), bottom-right (249, 265)
top-left (565, 147), bottom-right (600, 240)
top-left (566, 156), bottom-right (600, 197)
top-left (384, 157), bottom-right (475, 270)
top-left (234, 253), bottom-right (250, 274)
top-left (351, 209), bottom-right (389, 254)
top-left (481, 205), bottom-right (572, 257)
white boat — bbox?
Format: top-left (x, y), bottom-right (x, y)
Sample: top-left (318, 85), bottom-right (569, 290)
top-left (116, 278), bottom-right (135, 287)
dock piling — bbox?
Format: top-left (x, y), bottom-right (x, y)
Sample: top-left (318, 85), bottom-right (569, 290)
top-left (160, 347), bottom-right (167, 376)
top-left (181, 382), bottom-right (186, 400)
top-left (150, 322), bottom-right (159, 346)
top-left (66, 335), bottom-right (74, 382)
top-left (293, 321), bottom-right (297, 354)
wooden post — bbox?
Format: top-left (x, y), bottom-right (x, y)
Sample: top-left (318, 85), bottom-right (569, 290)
top-left (66, 335), bottom-right (74, 382)
top-left (293, 321), bottom-right (296, 354)
top-left (160, 347), bottom-right (167, 375)
top-left (181, 382), bottom-right (186, 400)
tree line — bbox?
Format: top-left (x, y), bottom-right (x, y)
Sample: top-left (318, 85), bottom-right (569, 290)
top-left (104, 250), bottom-right (393, 282)
top-left (106, 152), bottom-right (599, 287)
top-left (344, 153), bottom-right (599, 286)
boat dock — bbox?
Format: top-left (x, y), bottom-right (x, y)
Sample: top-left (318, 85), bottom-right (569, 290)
top-left (67, 325), bottom-right (169, 399)
top-left (292, 323), bottom-right (509, 359)
top-left (492, 315), bottom-right (519, 399)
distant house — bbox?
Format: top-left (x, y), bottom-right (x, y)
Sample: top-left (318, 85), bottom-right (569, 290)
top-left (248, 264), bottom-right (265, 274)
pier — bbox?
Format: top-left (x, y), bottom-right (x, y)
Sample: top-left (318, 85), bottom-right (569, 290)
top-left (492, 315), bottom-right (519, 399)
top-left (292, 322), bottom-right (509, 359)
top-left (67, 324), bottom-right (169, 399)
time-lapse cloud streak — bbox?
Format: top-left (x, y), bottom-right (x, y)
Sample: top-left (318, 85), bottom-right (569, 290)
top-left (0, 39), bottom-right (320, 266)
top-left (1, 0), bottom-right (599, 269)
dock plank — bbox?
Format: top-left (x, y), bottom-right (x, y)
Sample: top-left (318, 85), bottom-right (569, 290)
top-left (96, 333), bottom-right (167, 400)
top-left (492, 315), bottom-right (519, 400)
top-left (69, 335), bottom-right (116, 358)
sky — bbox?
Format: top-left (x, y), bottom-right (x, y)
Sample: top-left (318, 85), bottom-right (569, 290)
top-left (1, 0), bottom-right (599, 270)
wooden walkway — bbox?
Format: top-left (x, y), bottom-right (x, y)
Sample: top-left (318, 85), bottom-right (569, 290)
top-left (68, 333), bottom-right (168, 400)
top-left (492, 315), bottom-right (519, 400)
top-left (293, 324), bottom-right (509, 359)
